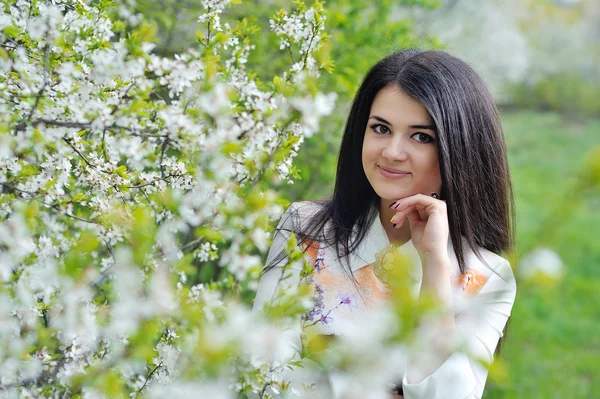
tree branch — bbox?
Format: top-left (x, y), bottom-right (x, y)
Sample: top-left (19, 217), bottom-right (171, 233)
top-left (127, 174), bottom-right (175, 189)
top-left (90, 242), bottom-right (116, 288)
top-left (137, 362), bottom-right (163, 394)
top-left (159, 138), bottom-right (170, 178)
top-left (61, 137), bottom-right (93, 168)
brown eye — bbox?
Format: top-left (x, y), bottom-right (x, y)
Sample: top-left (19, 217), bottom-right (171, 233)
top-left (412, 132), bottom-right (434, 144)
top-left (370, 124), bottom-right (390, 135)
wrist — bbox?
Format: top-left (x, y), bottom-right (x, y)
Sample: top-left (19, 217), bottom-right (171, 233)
top-left (420, 251), bottom-right (451, 271)
top-left (420, 253), bottom-right (453, 305)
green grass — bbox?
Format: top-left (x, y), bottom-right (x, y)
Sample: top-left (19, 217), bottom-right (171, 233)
top-left (484, 111), bottom-right (600, 398)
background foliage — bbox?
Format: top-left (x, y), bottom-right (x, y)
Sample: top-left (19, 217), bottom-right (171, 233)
top-left (1, 0), bottom-right (599, 397)
top-left (123, 0), bottom-right (600, 396)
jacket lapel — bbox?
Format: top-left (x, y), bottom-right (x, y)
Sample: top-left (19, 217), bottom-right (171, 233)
top-left (348, 211), bottom-right (420, 270)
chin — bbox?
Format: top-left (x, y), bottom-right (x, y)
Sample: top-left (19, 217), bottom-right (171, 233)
top-left (371, 185), bottom-right (410, 201)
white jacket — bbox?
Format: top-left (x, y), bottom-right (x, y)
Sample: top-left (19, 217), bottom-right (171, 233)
top-left (253, 201), bottom-right (517, 399)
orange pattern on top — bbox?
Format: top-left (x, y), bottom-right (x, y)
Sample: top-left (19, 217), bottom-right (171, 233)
top-left (456, 268), bottom-right (488, 295)
top-left (351, 264), bottom-right (391, 304)
top-left (302, 240), bottom-right (390, 307)
top-left (303, 239), bottom-right (488, 304)
top-left (302, 239), bottom-right (319, 262)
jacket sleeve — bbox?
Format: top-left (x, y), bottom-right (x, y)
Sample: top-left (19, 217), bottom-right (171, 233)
top-left (249, 202), bottom-right (331, 398)
top-left (402, 259), bottom-right (517, 399)
top-left (252, 202), bottom-right (306, 357)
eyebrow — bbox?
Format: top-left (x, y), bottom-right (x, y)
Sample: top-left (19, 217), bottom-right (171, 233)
top-left (369, 115), bottom-right (437, 132)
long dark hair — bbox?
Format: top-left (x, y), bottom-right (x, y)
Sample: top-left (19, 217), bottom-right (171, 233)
top-left (265, 49), bottom-right (515, 352)
top-left (268, 49), bottom-right (514, 272)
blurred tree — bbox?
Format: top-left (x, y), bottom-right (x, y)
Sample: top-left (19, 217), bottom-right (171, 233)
top-left (391, 0), bottom-right (531, 102)
top-left (508, 0), bottom-right (600, 116)
top-left (283, 1), bottom-right (442, 201)
top-left (130, 0), bottom-right (441, 201)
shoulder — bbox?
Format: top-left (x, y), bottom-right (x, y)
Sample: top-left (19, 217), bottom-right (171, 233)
top-left (287, 200), bottom-right (325, 218)
top-left (277, 200), bottom-right (326, 232)
top-left (453, 237), bottom-right (516, 297)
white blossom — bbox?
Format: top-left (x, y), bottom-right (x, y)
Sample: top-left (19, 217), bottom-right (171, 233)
top-left (0, 1), bottom-right (340, 396)
top-left (518, 247), bottom-right (564, 280)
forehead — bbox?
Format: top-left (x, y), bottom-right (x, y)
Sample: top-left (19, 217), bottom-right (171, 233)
top-left (369, 86), bottom-right (432, 125)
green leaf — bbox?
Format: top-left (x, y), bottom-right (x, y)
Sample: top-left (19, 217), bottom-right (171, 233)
top-left (115, 165), bottom-right (128, 177)
top-left (62, 230), bottom-right (100, 280)
top-left (195, 226), bottom-right (223, 243)
top-left (3, 25), bottom-right (20, 39)
top-left (72, 192), bottom-right (86, 202)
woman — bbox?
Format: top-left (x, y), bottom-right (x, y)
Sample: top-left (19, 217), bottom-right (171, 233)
top-left (253, 49), bottom-right (517, 398)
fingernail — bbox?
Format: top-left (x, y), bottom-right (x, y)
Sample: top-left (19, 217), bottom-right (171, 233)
top-left (389, 201), bottom-right (397, 208)
top-left (392, 223), bottom-right (397, 228)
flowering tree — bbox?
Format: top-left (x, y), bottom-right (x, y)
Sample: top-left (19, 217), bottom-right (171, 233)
top-left (0, 0), bottom-right (347, 397)
top-left (0, 0), bottom-right (488, 398)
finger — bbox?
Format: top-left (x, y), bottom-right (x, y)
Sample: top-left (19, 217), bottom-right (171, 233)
top-left (392, 213), bottom-right (405, 228)
top-left (391, 194), bottom-right (445, 214)
top-left (395, 215), bottom-right (425, 228)
top-left (407, 209), bottom-right (422, 229)
top-left (390, 206), bottom-right (417, 224)
top-left (391, 203), bottom-right (429, 221)
top-left (391, 205), bottom-right (426, 226)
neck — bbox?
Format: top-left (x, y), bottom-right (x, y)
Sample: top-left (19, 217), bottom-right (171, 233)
top-left (379, 199), bottom-right (411, 246)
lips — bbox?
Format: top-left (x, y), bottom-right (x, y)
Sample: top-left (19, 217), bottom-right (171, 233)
top-left (378, 166), bottom-right (410, 175)
top-left (377, 165), bottom-right (411, 180)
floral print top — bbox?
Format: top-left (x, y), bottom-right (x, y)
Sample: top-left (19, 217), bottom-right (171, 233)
top-left (253, 202), bottom-right (517, 399)
top-left (301, 239), bottom-right (489, 334)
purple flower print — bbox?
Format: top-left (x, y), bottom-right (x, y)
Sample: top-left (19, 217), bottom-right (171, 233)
top-left (337, 292), bottom-right (359, 311)
top-left (305, 307), bottom-right (334, 327)
top-left (307, 309), bottom-right (320, 321)
top-left (338, 293), bottom-right (352, 305)
top-left (314, 249), bottom-right (327, 273)
top-left (304, 282), bottom-right (338, 327)
top-left (306, 282), bottom-right (326, 322)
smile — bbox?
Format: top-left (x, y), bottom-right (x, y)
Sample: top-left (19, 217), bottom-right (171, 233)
top-left (378, 166), bottom-right (411, 180)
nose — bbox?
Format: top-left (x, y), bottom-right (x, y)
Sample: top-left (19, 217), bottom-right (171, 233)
top-left (381, 135), bottom-right (409, 161)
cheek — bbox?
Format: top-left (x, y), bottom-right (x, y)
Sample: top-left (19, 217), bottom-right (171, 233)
top-left (361, 135), bottom-right (380, 162)
top-left (415, 150), bottom-right (441, 179)
top-left (427, 154), bottom-right (440, 173)
top-left (361, 136), bottom-right (373, 165)
top-left (427, 154), bottom-right (442, 185)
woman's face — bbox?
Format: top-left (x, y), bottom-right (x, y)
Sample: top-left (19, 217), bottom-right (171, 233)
top-left (361, 85), bottom-right (442, 202)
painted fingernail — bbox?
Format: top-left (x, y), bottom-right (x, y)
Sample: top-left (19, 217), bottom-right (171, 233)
top-left (389, 201), bottom-right (397, 208)
top-left (392, 223), bottom-right (397, 228)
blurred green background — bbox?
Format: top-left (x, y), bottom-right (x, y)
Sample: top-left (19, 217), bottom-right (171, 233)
top-left (133, 0), bottom-right (600, 397)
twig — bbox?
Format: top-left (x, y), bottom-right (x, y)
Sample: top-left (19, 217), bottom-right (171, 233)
top-left (137, 362), bottom-right (163, 394)
top-left (206, 7), bottom-right (212, 45)
top-left (0, 181), bottom-right (39, 198)
top-left (159, 138), bottom-right (170, 178)
top-left (101, 128), bottom-right (108, 160)
top-left (180, 238), bottom-right (203, 252)
top-left (127, 174), bottom-right (175, 189)
top-left (51, 204), bottom-right (100, 225)
top-left (90, 242), bottom-right (116, 288)
top-left (34, 119), bottom-right (92, 129)
top-left (139, 187), bottom-right (154, 207)
top-left (301, 25), bottom-right (318, 71)
top-left (61, 137), bottom-right (93, 168)
top-left (23, 29), bottom-right (51, 124)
